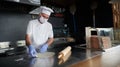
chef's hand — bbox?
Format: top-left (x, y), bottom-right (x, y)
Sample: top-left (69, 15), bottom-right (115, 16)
top-left (40, 44), bottom-right (48, 53)
top-left (28, 45), bottom-right (37, 57)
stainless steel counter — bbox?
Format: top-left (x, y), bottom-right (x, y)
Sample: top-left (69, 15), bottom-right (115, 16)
top-left (0, 45), bottom-right (104, 67)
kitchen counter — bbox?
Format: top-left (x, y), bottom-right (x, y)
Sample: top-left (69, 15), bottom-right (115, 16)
top-left (0, 45), bottom-right (104, 67)
top-left (70, 45), bottom-right (120, 67)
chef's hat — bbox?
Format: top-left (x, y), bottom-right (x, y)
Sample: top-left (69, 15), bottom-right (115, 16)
top-left (40, 6), bottom-right (54, 16)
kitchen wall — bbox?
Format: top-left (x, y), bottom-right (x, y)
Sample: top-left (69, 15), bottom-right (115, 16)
top-left (0, 11), bottom-right (65, 43)
top-left (0, 11), bottom-right (31, 42)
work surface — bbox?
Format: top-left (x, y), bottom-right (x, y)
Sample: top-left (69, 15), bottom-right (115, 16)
top-left (0, 45), bottom-right (120, 67)
top-left (69, 45), bottom-right (120, 67)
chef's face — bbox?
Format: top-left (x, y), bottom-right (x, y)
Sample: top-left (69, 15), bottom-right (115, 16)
top-left (38, 13), bottom-right (49, 24)
top-left (39, 13), bottom-right (49, 19)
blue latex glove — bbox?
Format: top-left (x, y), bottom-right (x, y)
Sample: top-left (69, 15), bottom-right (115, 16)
top-left (40, 44), bottom-right (48, 53)
top-left (28, 45), bottom-right (37, 57)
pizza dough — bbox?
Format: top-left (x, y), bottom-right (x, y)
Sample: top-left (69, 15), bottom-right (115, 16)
top-left (36, 52), bottom-right (55, 58)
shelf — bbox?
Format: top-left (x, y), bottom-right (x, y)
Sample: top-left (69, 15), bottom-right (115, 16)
top-left (0, 1), bottom-right (38, 13)
top-left (4, 0), bottom-right (40, 6)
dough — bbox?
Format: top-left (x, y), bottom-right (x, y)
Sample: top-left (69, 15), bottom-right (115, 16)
top-left (36, 52), bottom-right (55, 58)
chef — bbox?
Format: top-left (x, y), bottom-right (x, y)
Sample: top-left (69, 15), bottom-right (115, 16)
top-left (25, 6), bottom-right (54, 57)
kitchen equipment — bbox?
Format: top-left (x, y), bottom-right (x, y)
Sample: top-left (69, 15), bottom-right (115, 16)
top-left (0, 42), bottom-right (15, 55)
top-left (0, 42), bottom-right (10, 48)
top-left (14, 40), bottom-right (27, 55)
top-left (16, 40), bottom-right (26, 46)
top-left (15, 46), bottom-right (27, 55)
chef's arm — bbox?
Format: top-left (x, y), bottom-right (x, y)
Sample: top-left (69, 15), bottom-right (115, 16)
top-left (46, 38), bottom-right (54, 46)
top-left (25, 34), bottom-right (31, 46)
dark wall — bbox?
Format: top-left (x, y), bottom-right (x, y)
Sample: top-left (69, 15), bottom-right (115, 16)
top-left (0, 11), bottom-right (32, 42)
top-left (0, 12), bottom-right (65, 43)
top-left (49, 17), bottom-right (64, 28)
top-left (75, 0), bottom-right (113, 28)
top-left (95, 0), bottom-right (113, 27)
top-left (65, 0), bottom-right (113, 44)
top-left (65, 0), bottom-right (93, 44)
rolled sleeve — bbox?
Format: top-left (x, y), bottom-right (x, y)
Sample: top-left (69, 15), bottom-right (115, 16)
top-left (48, 26), bottom-right (54, 38)
top-left (26, 21), bottom-right (32, 36)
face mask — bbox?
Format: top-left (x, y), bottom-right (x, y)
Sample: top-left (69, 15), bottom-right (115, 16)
top-left (39, 16), bottom-right (48, 24)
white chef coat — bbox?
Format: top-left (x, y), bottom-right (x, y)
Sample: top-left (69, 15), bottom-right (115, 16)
top-left (26, 19), bottom-right (53, 48)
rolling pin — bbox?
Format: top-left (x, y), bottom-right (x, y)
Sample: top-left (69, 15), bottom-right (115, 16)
top-left (58, 51), bottom-right (71, 64)
top-left (58, 46), bottom-right (71, 59)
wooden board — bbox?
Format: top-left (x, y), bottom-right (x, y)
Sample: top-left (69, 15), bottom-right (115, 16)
top-left (101, 37), bottom-right (111, 49)
top-left (90, 35), bottom-right (100, 49)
